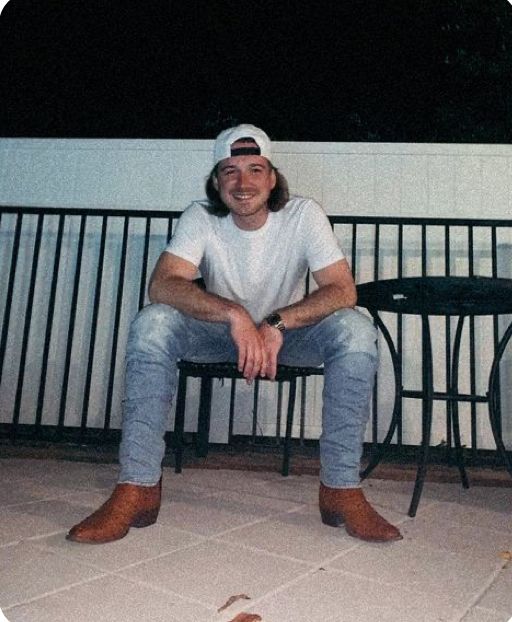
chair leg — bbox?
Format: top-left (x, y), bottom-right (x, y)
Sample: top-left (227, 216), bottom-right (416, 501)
top-left (196, 377), bottom-right (213, 457)
top-left (174, 371), bottom-right (187, 473)
top-left (282, 377), bottom-right (297, 476)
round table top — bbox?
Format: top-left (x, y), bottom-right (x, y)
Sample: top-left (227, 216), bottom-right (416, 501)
top-left (356, 276), bottom-right (512, 316)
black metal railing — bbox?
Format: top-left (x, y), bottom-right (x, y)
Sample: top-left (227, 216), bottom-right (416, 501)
top-left (1, 206), bottom-right (511, 461)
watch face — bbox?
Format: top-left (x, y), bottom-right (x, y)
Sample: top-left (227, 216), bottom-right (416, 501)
top-left (266, 313), bottom-right (285, 331)
top-left (267, 313), bottom-right (281, 325)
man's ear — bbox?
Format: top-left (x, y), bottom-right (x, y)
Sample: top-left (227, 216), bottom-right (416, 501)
top-left (212, 174), bottom-right (219, 191)
top-left (270, 168), bottom-right (277, 189)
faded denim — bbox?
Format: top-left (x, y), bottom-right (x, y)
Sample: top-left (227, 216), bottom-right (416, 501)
top-left (119, 303), bottom-right (378, 488)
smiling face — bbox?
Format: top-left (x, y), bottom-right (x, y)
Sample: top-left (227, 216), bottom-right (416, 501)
top-left (213, 141), bottom-right (277, 230)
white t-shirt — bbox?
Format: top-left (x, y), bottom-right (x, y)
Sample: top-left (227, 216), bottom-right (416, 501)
top-left (165, 197), bottom-right (345, 323)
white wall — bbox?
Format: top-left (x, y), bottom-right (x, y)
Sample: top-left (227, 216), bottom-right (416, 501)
top-left (1, 138), bottom-right (512, 451)
top-left (1, 138), bottom-right (512, 218)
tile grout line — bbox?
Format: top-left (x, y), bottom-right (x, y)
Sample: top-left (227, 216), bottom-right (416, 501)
top-left (447, 560), bottom-right (510, 622)
top-left (2, 572), bottom-right (111, 612)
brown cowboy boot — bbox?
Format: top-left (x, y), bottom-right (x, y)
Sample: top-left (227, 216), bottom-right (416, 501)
top-left (67, 479), bottom-right (161, 544)
top-left (319, 483), bottom-right (402, 542)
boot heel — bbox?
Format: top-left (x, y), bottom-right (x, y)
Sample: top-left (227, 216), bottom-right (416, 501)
top-left (132, 508), bottom-right (159, 528)
top-left (320, 508), bottom-right (344, 528)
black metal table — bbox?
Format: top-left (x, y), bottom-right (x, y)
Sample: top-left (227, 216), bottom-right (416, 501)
top-left (356, 276), bottom-right (512, 517)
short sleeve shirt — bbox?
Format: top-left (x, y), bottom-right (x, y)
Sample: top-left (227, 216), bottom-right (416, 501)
top-left (165, 197), bottom-right (345, 323)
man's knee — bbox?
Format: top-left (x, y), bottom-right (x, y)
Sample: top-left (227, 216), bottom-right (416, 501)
top-left (128, 304), bottom-right (184, 351)
top-left (324, 309), bottom-right (378, 358)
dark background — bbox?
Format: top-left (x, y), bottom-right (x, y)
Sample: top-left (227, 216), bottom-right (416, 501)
top-left (1, 0), bottom-right (511, 142)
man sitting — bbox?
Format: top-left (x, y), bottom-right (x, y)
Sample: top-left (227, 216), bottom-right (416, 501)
top-left (68, 124), bottom-right (402, 544)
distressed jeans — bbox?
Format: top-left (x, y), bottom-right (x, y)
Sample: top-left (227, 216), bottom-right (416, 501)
top-left (119, 304), bottom-right (378, 488)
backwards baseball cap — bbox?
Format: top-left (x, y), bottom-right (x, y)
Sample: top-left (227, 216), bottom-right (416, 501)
top-left (213, 124), bottom-right (272, 165)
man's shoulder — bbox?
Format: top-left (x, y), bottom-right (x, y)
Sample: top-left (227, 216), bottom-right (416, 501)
top-left (180, 200), bottom-right (210, 217)
top-left (280, 196), bottom-right (326, 220)
top-left (177, 201), bottom-right (213, 226)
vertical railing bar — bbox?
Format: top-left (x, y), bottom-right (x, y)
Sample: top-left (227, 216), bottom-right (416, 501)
top-left (421, 223), bottom-right (427, 276)
top-left (299, 376), bottom-right (306, 445)
top-left (351, 223), bottom-right (357, 279)
top-left (396, 224), bottom-right (404, 445)
top-left (444, 225), bottom-right (453, 457)
top-left (275, 382), bottom-right (283, 441)
top-left (0, 212), bottom-right (23, 388)
top-left (35, 214), bottom-right (65, 430)
top-left (12, 214), bottom-right (45, 441)
top-left (58, 215), bottom-right (87, 434)
top-left (252, 379), bottom-right (260, 442)
top-left (468, 226), bottom-right (477, 456)
top-left (228, 378), bottom-right (237, 442)
top-left (372, 224), bottom-right (380, 446)
top-left (80, 216), bottom-right (108, 439)
top-left (491, 226), bottom-right (502, 437)
top-left (104, 216), bottom-right (130, 432)
top-left (138, 216), bottom-right (151, 310)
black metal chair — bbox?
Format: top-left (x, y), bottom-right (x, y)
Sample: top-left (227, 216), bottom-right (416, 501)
top-left (173, 360), bottom-right (323, 476)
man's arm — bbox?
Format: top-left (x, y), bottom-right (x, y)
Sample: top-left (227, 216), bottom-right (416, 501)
top-left (276, 258), bottom-right (356, 329)
top-left (258, 258), bottom-right (356, 379)
top-left (148, 252), bottom-right (267, 380)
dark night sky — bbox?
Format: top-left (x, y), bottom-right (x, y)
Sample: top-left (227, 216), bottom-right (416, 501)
top-left (0, 0), bottom-right (511, 142)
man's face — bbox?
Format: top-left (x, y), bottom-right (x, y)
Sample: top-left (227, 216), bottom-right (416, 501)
top-left (213, 144), bottom-right (277, 230)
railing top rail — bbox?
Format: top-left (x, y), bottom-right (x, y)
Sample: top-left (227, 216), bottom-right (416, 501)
top-left (0, 205), bottom-right (183, 219)
top-left (328, 215), bottom-right (512, 227)
top-left (2, 205), bottom-right (512, 228)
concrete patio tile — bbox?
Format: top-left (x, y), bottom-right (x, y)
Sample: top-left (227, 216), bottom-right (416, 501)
top-left (362, 477), bottom-right (441, 514)
top-left (118, 539), bottom-right (310, 610)
top-left (477, 564), bottom-right (512, 616)
top-left (0, 541), bottom-right (103, 609)
top-left (416, 497), bottom-right (512, 533)
top-left (236, 567), bottom-right (463, 622)
top-left (219, 504), bottom-right (365, 563)
top-left (327, 539), bottom-right (503, 608)
top-left (170, 467), bottom-right (319, 502)
top-left (35, 523), bottom-right (203, 572)
top-left (157, 487), bottom-right (302, 536)
top-left (399, 513), bottom-right (512, 561)
top-left (460, 606), bottom-right (511, 622)
top-left (0, 491), bottom-right (123, 546)
top-left (4, 574), bottom-right (213, 622)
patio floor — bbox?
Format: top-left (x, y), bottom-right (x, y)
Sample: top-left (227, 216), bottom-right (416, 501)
top-left (1, 457), bottom-right (511, 622)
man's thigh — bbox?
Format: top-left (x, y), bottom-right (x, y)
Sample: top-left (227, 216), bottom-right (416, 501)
top-left (181, 316), bottom-right (238, 363)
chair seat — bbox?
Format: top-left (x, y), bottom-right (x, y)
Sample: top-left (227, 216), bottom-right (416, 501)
top-left (173, 360), bottom-right (324, 476)
top-left (177, 360), bottom-right (323, 380)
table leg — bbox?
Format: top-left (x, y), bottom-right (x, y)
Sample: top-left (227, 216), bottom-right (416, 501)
top-left (450, 316), bottom-right (470, 488)
top-left (488, 320), bottom-right (512, 476)
top-left (409, 315), bottom-right (434, 517)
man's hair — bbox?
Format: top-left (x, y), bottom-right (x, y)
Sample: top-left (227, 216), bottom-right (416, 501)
top-left (204, 164), bottom-right (290, 217)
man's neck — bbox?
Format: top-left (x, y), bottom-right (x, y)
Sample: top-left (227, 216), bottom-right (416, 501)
top-left (231, 208), bottom-right (270, 231)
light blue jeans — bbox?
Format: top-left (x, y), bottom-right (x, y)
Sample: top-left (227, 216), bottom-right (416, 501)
top-left (119, 304), bottom-right (378, 488)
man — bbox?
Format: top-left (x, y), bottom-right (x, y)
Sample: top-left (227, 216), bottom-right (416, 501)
top-left (68, 124), bottom-right (402, 544)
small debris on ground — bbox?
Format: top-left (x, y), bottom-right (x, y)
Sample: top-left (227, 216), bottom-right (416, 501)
top-left (227, 614), bottom-right (262, 622)
top-left (218, 594), bottom-right (251, 613)
top-left (499, 551), bottom-right (512, 562)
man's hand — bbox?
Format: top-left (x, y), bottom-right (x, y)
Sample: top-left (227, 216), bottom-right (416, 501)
top-left (258, 322), bottom-right (284, 381)
top-left (229, 309), bottom-right (267, 382)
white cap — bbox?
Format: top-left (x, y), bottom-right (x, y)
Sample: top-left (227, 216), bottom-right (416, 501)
top-left (213, 124), bottom-right (272, 165)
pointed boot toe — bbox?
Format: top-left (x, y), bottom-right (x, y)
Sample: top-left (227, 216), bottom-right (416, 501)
top-left (319, 483), bottom-right (402, 543)
top-left (67, 479), bottom-right (161, 544)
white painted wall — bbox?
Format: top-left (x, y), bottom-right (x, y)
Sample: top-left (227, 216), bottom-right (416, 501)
top-left (1, 138), bottom-right (512, 451)
top-left (2, 138), bottom-right (511, 217)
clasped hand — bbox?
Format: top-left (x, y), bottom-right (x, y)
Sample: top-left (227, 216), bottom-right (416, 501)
top-left (230, 313), bottom-right (283, 382)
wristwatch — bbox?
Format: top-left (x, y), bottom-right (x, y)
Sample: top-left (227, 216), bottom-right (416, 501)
top-left (264, 312), bottom-right (286, 332)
